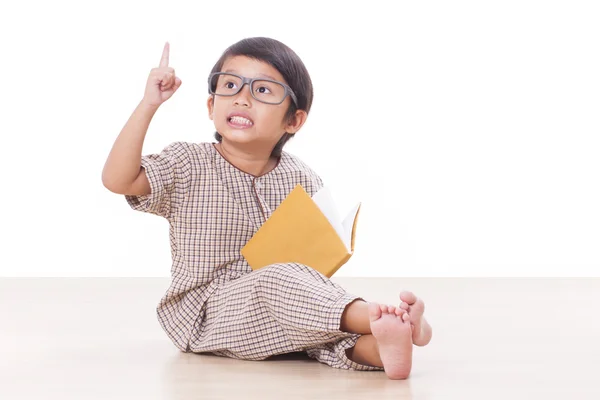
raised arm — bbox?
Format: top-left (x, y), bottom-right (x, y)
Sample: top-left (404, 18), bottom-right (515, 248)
top-left (101, 41), bottom-right (182, 195)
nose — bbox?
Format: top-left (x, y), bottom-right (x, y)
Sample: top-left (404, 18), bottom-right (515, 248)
top-left (233, 82), bottom-right (252, 107)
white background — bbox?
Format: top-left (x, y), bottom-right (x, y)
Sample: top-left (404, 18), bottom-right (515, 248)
top-left (1, 0), bottom-right (598, 277)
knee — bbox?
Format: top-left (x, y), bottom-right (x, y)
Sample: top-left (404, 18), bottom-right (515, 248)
top-left (255, 262), bottom-right (310, 281)
top-left (252, 263), bottom-right (316, 295)
top-left (251, 264), bottom-right (288, 295)
top-left (254, 263), bottom-right (288, 281)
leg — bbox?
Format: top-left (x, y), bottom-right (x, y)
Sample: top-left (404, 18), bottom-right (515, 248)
top-left (190, 263), bottom-right (381, 369)
top-left (345, 334), bottom-right (382, 367)
top-left (340, 299), bottom-right (371, 334)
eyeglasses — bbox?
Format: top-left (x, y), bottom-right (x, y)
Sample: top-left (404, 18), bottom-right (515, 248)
top-left (208, 72), bottom-right (298, 106)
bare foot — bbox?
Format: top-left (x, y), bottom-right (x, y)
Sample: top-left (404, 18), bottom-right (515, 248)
top-left (368, 302), bottom-right (413, 380)
top-left (399, 291), bottom-right (433, 347)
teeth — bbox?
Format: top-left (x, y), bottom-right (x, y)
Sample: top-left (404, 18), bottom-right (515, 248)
top-left (230, 116), bottom-right (253, 125)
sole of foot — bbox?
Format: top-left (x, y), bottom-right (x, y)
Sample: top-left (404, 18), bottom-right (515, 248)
top-left (368, 302), bottom-right (413, 380)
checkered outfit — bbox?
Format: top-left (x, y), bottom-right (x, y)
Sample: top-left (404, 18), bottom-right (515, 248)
top-left (125, 141), bottom-right (382, 371)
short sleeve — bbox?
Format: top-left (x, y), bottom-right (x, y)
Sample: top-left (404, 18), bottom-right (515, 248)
top-left (314, 173), bottom-right (324, 192)
top-left (304, 166), bottom-right (325, 197)
top-left (125, 141), bottom-right (191, 219)
top-left (286, 153), bottom-right (325, 197)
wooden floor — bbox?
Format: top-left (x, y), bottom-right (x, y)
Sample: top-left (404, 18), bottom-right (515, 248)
top-left (0, 277), bottom-right (598, 399)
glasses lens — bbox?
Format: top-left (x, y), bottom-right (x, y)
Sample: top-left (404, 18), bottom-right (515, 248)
top-left (210, 73), bottom-right (242, 95)
top-left (251, 80), bottom-right (286, 104)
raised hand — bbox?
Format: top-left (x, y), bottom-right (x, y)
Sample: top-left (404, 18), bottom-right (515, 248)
top-left (142, 42), bottom-right (182, 107)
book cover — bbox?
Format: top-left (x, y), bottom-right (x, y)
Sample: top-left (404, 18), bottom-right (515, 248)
top-left (241, 184), bottom-right (360, 277)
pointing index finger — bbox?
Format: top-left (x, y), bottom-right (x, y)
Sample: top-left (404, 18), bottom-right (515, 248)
top-left (159, 42), bottom-right (170, 68)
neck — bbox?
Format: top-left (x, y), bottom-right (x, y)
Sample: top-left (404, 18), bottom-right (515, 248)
top-left (215, 141), bottom-right (277, 177)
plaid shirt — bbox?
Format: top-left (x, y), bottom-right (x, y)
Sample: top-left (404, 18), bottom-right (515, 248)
top-left (125, 141), bottom-right (324, 351)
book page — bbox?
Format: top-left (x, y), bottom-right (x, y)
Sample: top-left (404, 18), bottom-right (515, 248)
top-left (311, 187), bottom-right (347, 250)
top-left (342, 202), bottom-right (361, 252)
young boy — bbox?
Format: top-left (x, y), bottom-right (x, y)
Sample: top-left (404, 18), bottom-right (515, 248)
top-left (102, 37), bottom-right (432, 380)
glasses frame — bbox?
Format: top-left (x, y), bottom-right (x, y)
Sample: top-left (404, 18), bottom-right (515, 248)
top-left (208, 72), bottom-right (299, 107)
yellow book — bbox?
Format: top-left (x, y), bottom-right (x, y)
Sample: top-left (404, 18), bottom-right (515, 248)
top-left (241, 184), bottom-right (361, 278)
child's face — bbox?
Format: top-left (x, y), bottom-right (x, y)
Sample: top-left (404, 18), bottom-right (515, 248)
top-left (207, 55), bottom-right (306, 153)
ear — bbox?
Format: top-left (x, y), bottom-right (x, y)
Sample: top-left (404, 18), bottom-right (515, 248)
top-left (207, 95), bottom-right (214, 120)
top-left (285, 109), bottom-right (308, 134)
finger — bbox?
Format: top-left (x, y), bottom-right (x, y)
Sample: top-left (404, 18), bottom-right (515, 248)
top-left (161, 72), bottom-right (172, 89)
top-left (174, 77), bottom-right (182, 89)
top-left (159, 42), bottom-right (170, 68)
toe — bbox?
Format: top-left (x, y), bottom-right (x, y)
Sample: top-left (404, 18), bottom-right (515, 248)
top-left (412, 299), bottom-right (425, 315)
top-left (368, 302), bottom-right (382, 321)
top-left (399, 301), bottom-right (409, 310)
top-left (400, 291), bottom-right (417, 305)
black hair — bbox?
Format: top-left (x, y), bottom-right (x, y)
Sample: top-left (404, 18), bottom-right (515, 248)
top-left (209, 37), bottom-right (314, 158)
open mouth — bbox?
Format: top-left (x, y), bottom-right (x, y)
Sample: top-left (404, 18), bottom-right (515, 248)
top-left (227, 115), bottom-right (254, 128)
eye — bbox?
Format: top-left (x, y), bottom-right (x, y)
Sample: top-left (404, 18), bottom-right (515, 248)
top-left (224, 81), bottom-right (237, 89)
top-left (255, 85), bottom-right (271, 94)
